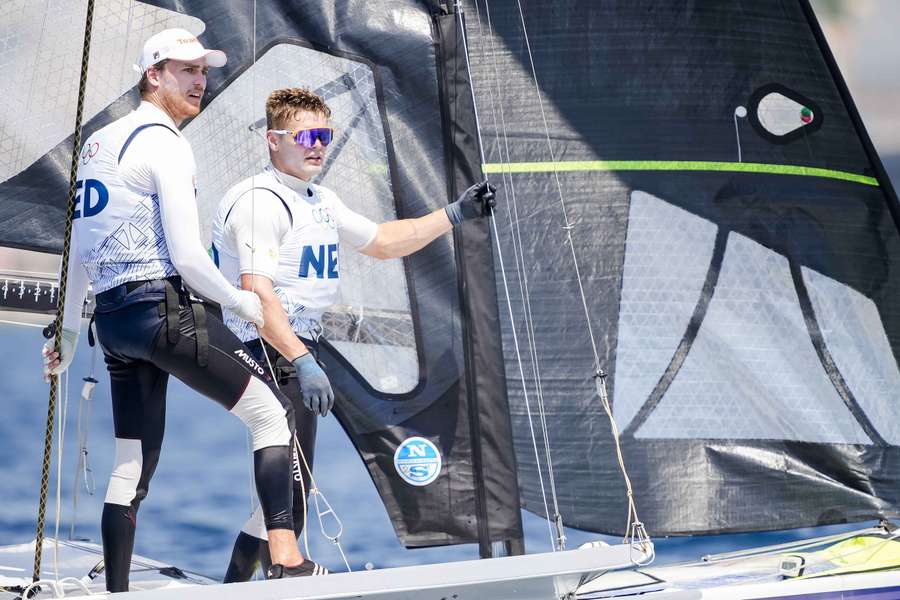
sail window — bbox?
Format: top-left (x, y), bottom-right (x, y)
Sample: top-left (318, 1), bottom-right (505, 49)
top-left (748, 84), bottom-right (824, 144)
top-left (616, 191), bottom-right (877, 444)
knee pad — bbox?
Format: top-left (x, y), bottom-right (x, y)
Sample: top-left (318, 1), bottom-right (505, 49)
top-left (105, 438), bottom-right (143, 506)
top-left (240, 506), bottom-right (268, 541)
top-left (231, 377), bottom-right (291, 451)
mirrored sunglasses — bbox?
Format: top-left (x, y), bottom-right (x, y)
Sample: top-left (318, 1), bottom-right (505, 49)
top-left (270, 127), bottom-right (334, 148)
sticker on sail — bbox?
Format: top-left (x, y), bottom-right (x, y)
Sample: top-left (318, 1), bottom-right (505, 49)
top-left (394, 437), bottom-right (441, 486)
top-left (747, 83), bottom-right (823, 144)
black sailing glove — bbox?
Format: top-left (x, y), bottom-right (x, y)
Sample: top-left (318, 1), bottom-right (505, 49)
top-left (292, 353), bottom-right (335, 416)
top-left (445, 180), bottom-right (497, 226)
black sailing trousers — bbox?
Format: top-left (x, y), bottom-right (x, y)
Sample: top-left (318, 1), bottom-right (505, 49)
top-left (223, 336), bottom-right (319, 582)
top-left (92, 278), bottom-right (295, 592)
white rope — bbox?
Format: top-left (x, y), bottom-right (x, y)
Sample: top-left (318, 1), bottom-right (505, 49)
top-left (592, 371), bottom-right (651, 564)
top-left (247, 2), bottom-right (269, 579)
top-left (20, 576), bottom-right (94, 599)
top-left (454, 0), bottom-right (558, 551)
top-left (52, 370), bottom-right (70, 583)
top-left (245, 8), bottom-right (350, 569)
top-left (294, 433), bottom-right (352, 572)
top-left (474, 0), bottom-right (566, 550)
top-left (70, 345), bottom-right (97, 541)
top-left (257, 351), bottom-right (354, 573)
top-left (504, 0), bottom-right (652, 555)
top-left (244, 0), bottom-right (321, 577)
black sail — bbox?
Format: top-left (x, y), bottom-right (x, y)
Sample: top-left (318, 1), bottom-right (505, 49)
top-left (7, 0), bottom-right (900, 544)
top-left (465, 0), bottom-right (900, 535)
top-left (0, 0), bottom-right (522, 550)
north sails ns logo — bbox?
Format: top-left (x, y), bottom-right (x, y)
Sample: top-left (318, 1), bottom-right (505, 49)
top-left (394, 437), bottom-right (441, 486)
top-left (234, 349), bottom-right (265, 377)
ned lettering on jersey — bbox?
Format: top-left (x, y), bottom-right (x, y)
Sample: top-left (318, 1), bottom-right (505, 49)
top-left (42, 29), bottom-right (324, 590)
top-left (212, 87), bottom-right (495, 581)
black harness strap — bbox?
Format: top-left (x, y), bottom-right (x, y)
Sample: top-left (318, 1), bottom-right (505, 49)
top-left (163, 279), bottom-right (180, 345)
top-left (118, 123), bottom-right (179, 164)
top-left (191, 300), bottom-right (209, 368)
top-left (87, 314), bottom-right (97, 347)
top-left (157, 278), bottom-right (209, 367)
top-left (223, 187), bottom-right (293, 228)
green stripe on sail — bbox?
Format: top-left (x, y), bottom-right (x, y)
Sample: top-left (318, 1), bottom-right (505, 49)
top-left (481, 160), bottom-right (880, 187)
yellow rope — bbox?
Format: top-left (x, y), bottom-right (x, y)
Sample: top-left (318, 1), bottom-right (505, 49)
top-left (33, 0), bottom-right (96, 583)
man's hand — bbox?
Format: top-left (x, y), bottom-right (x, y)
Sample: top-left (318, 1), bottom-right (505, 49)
top-left (42, 328), bottom-right (79, 383)
top-left (292, 353), bottom-right (335, 416)
top-left (230, 289), bottom-right (265, 327)
top-left (445, 180), bottom-right (497, 226)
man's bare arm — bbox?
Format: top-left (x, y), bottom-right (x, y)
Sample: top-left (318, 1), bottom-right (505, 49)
top-left (240, 274), bottom-right (308, 361)
top-left (360, 208), bottom-right (452, 260)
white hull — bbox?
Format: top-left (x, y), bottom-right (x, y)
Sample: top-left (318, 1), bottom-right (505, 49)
top-left (2, 532), bottom-right (898, 600)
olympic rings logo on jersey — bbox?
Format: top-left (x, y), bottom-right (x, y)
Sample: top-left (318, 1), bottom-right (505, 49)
top-left (81, 142), bottom-right (100, 165)
top-left (312, 207), bottom-right (336, 229)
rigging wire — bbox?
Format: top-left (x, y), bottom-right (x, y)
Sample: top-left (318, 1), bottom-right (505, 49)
top-left (519, 0), bottom-right (650, 561)
top-left (295, 432), bottom-right (352, 572)
top-left (52, 371), bottom-right (70, 585)
top-left (453, 0), bottom-right (558, 551)
top-left (70, 341), bottom-right (98, 541)
top-left (246, 0), bottom-right (351, 572)
top-left (473, 0), bottom-right (566, 551)
top-left (465, 0), bottom-right (652, 559)
top-left (33, 0), bottom-right (96, 583)
top-left (508, 0), bottom-right (652, 559)
top-left (510, 0), bottom-right (600, 368)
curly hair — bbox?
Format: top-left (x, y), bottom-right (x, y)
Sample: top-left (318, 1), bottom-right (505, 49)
top-left (265, 88), bottom-right (332, 130)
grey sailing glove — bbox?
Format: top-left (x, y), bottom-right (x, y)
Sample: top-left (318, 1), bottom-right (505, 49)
top-left (445, 180), bottom-right (497, 225)
top-left (292, 353), bottom-right (334, 417)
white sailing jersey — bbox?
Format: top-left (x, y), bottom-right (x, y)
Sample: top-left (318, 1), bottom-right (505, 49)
top-left (212, 164), bottom-right (377, 342)
top-left (73, 102), bottom-right (193, 293)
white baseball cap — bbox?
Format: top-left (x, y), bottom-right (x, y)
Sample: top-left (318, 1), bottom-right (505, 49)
top-left (134, 28), bottom-right (227, 74)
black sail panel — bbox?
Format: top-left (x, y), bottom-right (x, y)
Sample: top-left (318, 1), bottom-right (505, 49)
top-left (465, 0), bottom-right (900, 535)
top-left (0, 0), bottom-right (522, 549)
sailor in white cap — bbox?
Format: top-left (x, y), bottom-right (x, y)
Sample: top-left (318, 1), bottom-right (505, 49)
top-left (42, 29), bottom-right (313, 591)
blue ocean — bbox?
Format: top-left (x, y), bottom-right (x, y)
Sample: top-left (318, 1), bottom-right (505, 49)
top-left (0, 324), bottom-right (870, 580)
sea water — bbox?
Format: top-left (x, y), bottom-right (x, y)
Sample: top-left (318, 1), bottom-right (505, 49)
top-left (0, 324), bottom-right (871, 579)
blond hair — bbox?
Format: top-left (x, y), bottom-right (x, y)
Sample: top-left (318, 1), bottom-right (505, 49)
top-left (265, 88), bottom-right (331, 129)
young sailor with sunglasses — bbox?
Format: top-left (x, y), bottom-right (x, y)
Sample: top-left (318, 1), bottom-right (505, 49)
top-left (212, 87), bottom-right (496, 580)
top-left (41, 30), bottom-right (314, 590)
